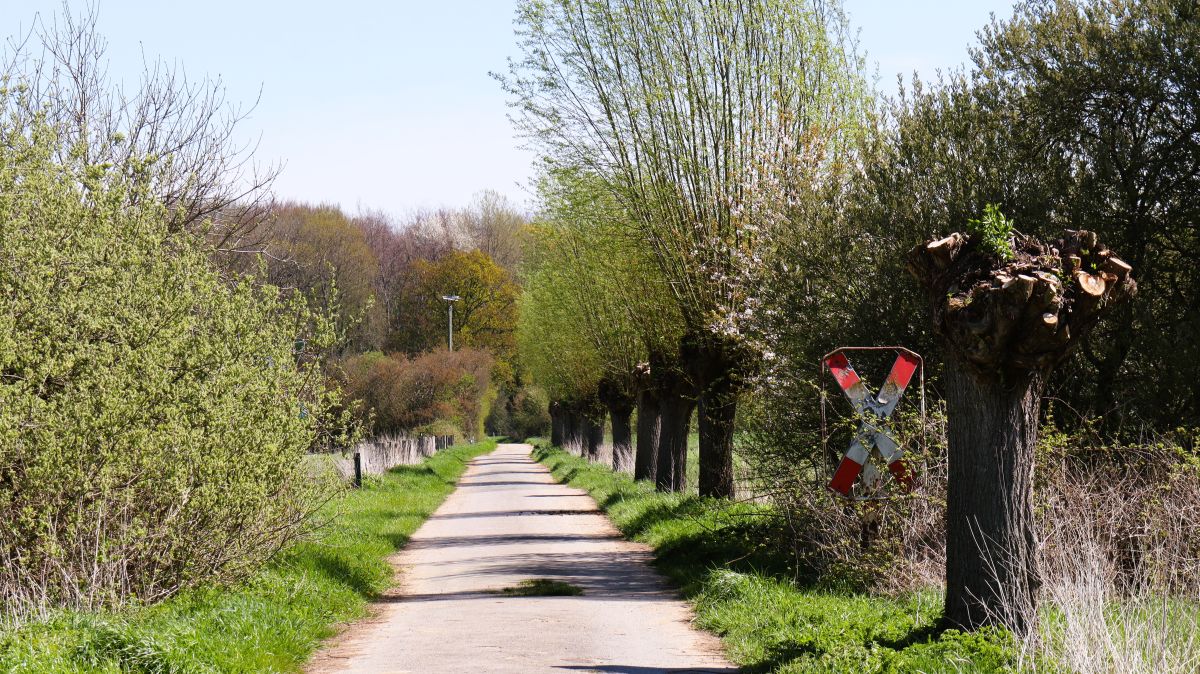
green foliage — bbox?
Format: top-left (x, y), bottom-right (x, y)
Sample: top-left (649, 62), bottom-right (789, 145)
top-left (504, 0), bottom-right (870, 339)
top-left (486, 383), bottom-right (551, 440)
top-left (967, 204), bottom-right (1016, 261)
top-left (239, 201), bottom-right (382, 351)
top-left (401, 250), bottom-right (520, 371)
top-left (0, 107), bottom-right (355, 613)
top-left (532, 444), bottom-right (1017, 673)
top-left (518, 167), bottom-right (684, 405)
top-left (865, 0), bottom-right (1200, 435)
top-left (517, 231), bottom-right (607, 401)
top-left (0, 440), bottom-right (496, 673)
top-left (509, 0), bottom-right (877, 499)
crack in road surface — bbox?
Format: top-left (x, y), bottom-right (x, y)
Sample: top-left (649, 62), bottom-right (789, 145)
top-left (307, 443), bottom-right (737, 674)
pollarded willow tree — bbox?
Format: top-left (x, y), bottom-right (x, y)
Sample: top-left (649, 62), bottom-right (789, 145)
top-left (909, 216), bottom-right (1136, 634)
top-left (502, 0), bottom-right (870, 496)
top-left (518, 223), bottom-right (607, 458)
top-left (858, 0), bottom-right (1200, 438)
top-left (527, 168), bottom-right (684, 473)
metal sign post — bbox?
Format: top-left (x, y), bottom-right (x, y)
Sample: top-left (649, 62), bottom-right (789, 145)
top-left (441, 294), bottom-right (460, 352)
top-left (820, 346), bottom-right (925, 499)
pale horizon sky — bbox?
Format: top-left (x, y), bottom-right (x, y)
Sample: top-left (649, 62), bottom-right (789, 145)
top-left (2, 1), bottom-right (1014, 218)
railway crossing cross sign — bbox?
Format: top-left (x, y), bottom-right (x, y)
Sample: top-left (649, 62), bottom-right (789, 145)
top-left (823, 348), bottom-right (922, 498)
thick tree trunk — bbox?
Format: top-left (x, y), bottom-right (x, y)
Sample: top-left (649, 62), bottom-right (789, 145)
top-left (634, 386), bottom-right (661, 482)
top-left (647, 350), bottom-right (696, 492)
top-left (608, 403), bottom-right (634, 472)
top-left (910, 227), bottom-right (1137, 637)
top-left (683, 333), bottom-right (745, 499)
top-left (549, 402), bottom-right (564, 447)
top-left (562, 405), bottom-right (582, 455)
top-left (943, 361), bottom-right (1043, 634)
top-left (582, 407), bottom-right (605, 462)
top-left (572, 413), bottom-right (588, 457)
top-left (697, 377), bottom-right (736, 498)
top-left (598, 377), bottom-right (636, 473)
top-left (655, 393), bottom-right (694, 492)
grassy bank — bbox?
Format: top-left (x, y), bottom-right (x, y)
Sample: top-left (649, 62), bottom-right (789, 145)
top-left (532, 442), bottom-right (1015, 673)
top-left (0, 439), bottom-right (497, 673)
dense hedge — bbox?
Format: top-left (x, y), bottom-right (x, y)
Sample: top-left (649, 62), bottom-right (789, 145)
top-left (0, 111), bottom-right (351, 614)
top-left (341, 348), bottom-right (495, 440)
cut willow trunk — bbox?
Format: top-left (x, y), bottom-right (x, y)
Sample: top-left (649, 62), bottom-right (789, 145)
top-left (582, 405), bottom-right (605, 462)
top-left (549, 401), bottom-right (564, 448)
top-left (599, 378), bottom-right (635, 473)
top-left (572, 393), bottom-right (605, 462)
top-left (609, 409), bottom-right (633, 471)
top-left (656, 394), bottom-right (693, 492)
top-left (561, 402), bottom-right (583, 455)
top-left (684, 333), bottom-right (752, 499)
top-left (649, 352), bottom-right (695, 492)
top-left (697, 391), bottom-right (736, 496)
top-left (633, 363), bottom-right (661, 482)
top-left (908, 229), bottom-right (1135, 635)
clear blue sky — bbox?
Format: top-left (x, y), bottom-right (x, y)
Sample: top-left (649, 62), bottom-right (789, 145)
top-left (2, 1), bottom-right (1014, 217)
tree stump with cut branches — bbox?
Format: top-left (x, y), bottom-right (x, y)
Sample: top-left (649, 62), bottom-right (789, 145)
top-left (909, 228), bottom-right (1135, 634)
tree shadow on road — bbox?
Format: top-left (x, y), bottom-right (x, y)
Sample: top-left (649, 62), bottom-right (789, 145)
top-left (554, 662), bottom-right (739, 666)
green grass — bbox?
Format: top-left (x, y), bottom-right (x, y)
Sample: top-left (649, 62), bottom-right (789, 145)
top-left (532, 442), bottom-right (1017, 673)
top-left (0, 439), bottom-right (497, 673)
top-left (492, 579), bottom-right (584, 597)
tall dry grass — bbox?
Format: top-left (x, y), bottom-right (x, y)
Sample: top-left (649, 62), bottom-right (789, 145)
top-left (1022, 444), bottom-right (1200, 673)
top-left (747, 403), bottom-right (1200, 673)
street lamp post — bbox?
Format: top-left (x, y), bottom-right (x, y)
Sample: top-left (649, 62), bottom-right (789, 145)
top-left (441, 295), bottom-right (460, 351)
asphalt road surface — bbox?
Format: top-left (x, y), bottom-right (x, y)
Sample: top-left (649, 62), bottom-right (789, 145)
top-left (307, 443), bottom-right (737, 674)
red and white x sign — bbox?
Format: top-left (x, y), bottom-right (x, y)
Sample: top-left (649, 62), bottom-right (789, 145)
top-left (825, 350), bottom-right (919, 497)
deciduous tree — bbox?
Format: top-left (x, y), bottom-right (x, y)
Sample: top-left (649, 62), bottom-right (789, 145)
top-left (909, 221), bottom-right (1136, 634)
top-left (503, 0), bottom-right (869, 495)
top-left (3, 5), bottom-right (279, 250)
top-left (524, 168), bottom-right (683, 472)
top-left (410, 250), bottom-right (520, 367)
top-left (240, 202), bottom-right (381, 351)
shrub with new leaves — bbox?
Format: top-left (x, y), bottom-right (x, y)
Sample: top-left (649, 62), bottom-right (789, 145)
top-left (0, 108), bottom-right (351, 614)
top-left (966, 204), bottom-right (1016, 262)
top-left (341, 348), bottom-right (495, 441)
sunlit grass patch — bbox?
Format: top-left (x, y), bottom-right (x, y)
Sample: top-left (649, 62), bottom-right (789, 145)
top-left (493, 579), bottom-right (584, 597)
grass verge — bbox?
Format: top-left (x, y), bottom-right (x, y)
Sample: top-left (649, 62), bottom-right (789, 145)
top-left (0, 439), bottom-right (497, 673)
top-left (532, 441), bottom-right (1016, 674)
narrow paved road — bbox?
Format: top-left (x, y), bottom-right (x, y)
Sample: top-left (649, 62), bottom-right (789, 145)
top-left (308, 443), bottom-right (736, 674)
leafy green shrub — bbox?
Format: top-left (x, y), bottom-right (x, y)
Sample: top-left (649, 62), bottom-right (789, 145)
top-left (0, 440), bottom-right (497, 673)
top-left (0, 107), bottom-right (351, 615)
top-left (967, 203), bottom-right (1017, 261)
